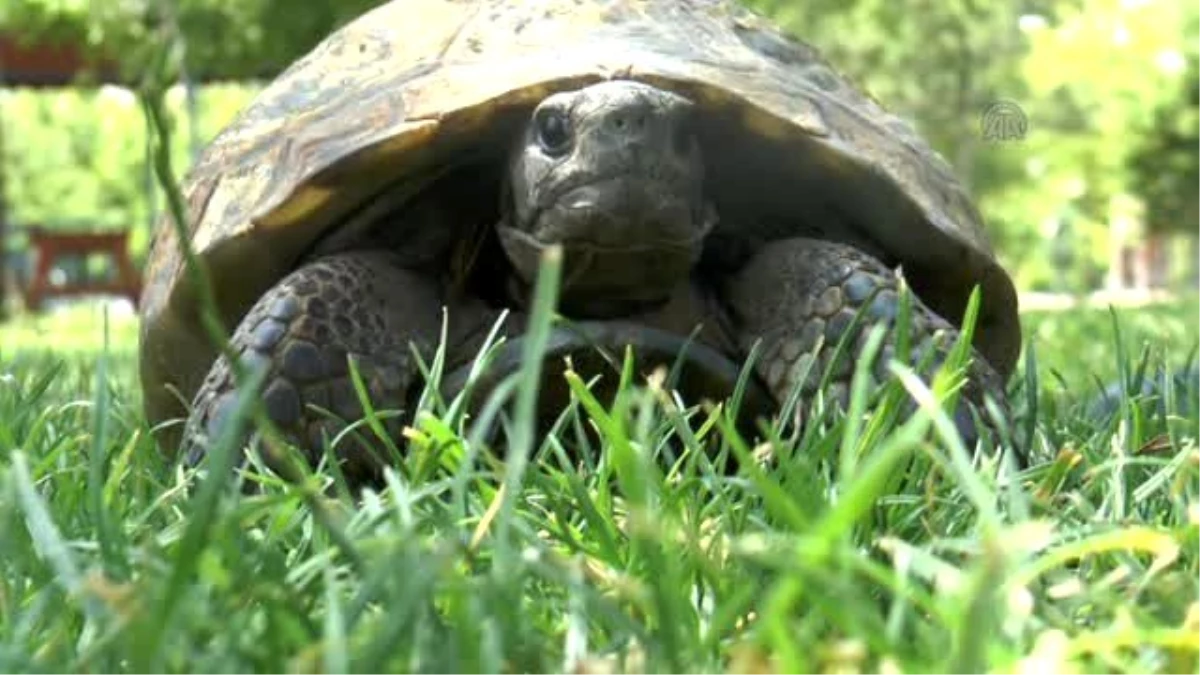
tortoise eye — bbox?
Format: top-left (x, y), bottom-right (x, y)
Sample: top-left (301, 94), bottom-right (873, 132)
top-left (534, 106), bottom-right (572, 156)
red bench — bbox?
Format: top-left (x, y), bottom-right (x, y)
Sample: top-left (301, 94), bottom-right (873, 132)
top-left (23, 227), bottom-right (141, 311)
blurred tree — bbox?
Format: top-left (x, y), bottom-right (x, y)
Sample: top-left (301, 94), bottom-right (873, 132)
top-left (0, 107), bottom-right (7, 319)
top-left (999, 0), bottom-right (1198, 290)
top-left (1128, 103), bottom-right (1195, 235)
top-left (1127, 53), bottom-right (1199, 238)
top-left (0, 0), bottom-right (382, 81)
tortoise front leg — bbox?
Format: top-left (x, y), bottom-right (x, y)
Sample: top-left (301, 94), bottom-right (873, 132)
top-left (182, 249), bottom-right (503, 485)
top-left (720, 237), bottom-right (1008, 443)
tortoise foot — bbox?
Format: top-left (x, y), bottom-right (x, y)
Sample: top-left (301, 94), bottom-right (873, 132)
top-left (182, 250), bottom-right (476, 484)
top-left (722, 237), bottom-right (1011, 452)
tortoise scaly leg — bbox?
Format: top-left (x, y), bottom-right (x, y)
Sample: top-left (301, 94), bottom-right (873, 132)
top-left (721, 237), bottom-right (1009, 445)
top-left (183, 250), bottom-right (499, 484)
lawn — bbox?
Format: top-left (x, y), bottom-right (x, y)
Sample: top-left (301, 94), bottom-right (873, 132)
top-left (0, 291), bottom-right (1196, 673)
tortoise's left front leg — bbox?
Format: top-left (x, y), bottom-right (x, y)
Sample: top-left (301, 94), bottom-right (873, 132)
top-left (181, 250), bottom-right (505, 486)
top-left (719, 237), bottom-right (1009, 444)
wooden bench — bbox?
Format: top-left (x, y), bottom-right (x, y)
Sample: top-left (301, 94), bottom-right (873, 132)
top-left (22, 226), bottom-right (141, 311)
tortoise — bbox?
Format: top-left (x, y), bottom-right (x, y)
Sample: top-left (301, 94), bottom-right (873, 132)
top-left (138, 0), bottom-right (1022, 482)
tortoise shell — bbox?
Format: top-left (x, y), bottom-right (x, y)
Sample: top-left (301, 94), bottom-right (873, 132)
top-left (138, 0), bottom-right (1020, 430)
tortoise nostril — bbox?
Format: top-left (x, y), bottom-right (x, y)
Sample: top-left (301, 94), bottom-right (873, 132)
top-left (610, 111), bottom-right (651, 135)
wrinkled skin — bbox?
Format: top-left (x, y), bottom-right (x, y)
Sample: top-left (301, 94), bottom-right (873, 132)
top-left (183, 81), bottom-right (1010, 483)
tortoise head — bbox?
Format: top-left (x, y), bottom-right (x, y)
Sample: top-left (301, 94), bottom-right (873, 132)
top-left (497, 80), bottom-right (717, 315)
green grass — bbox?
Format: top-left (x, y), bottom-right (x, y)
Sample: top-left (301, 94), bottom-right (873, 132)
top-left (0, 290), bottom-right (1196, 673)
top-left (1022, 296), bottom-right (1200, 389)
top-left (0, 301), bottom-right (140, 356)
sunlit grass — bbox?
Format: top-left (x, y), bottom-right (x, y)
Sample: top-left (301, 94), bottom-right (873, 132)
top-left (1, 299), bottom-right (139, 355)
top-left (1022, 292), bottom-right (1200, 387)
top-left (0, 294), bottom-right (1196, 673)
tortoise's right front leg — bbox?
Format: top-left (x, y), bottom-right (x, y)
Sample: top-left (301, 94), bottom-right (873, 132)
top-left (720, 237), bottom-right (1010, 446)
top-left (183, 250), bottom-right (501, 484)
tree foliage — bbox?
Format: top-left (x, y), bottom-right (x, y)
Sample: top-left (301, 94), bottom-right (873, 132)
top-left (0, 84), bottom-right (257, 261)
top-left (1127, 51), bottom-right (1199, 236)
top-left (0, 0), bottom-right (379, 80)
